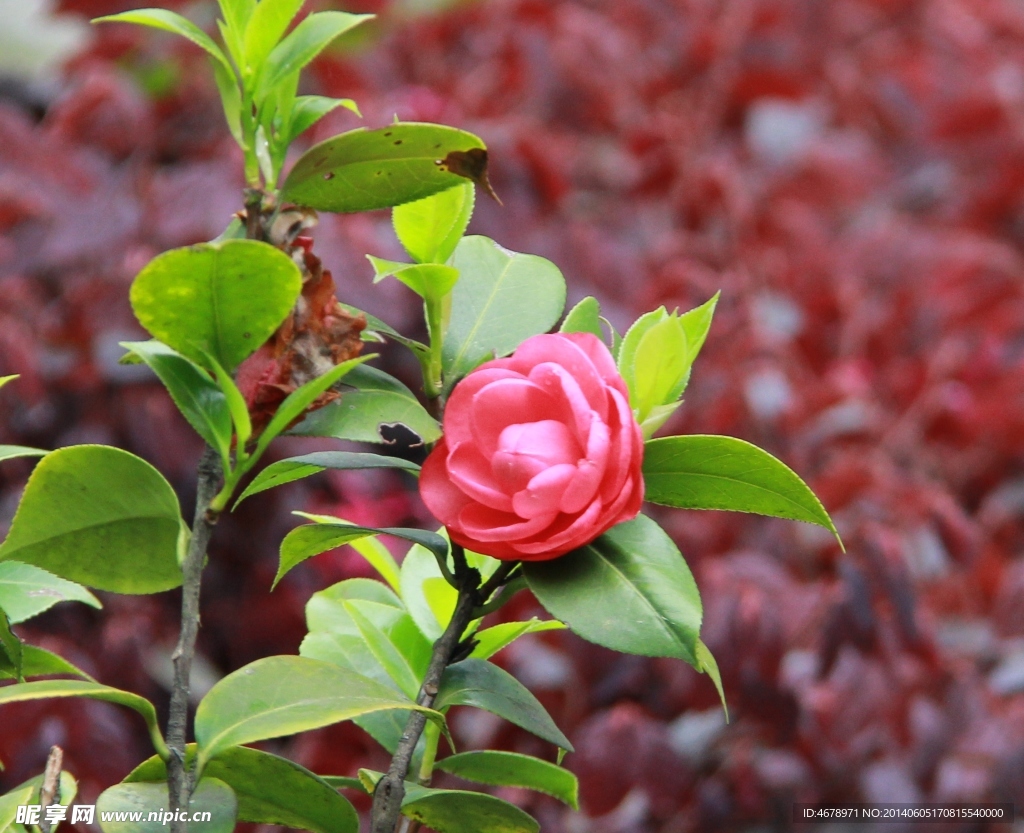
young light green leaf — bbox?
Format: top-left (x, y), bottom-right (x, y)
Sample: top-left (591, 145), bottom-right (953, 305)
top-left (125, 745), bottom-right (358, 833)
top-left (677, 292), bottom-right (719, 368)
top-left (642, 435), bottom-right (841, 543)
top-left (235, 451), bottom-right (419, 507)
top-left (0, 446), bottom-right (184, 594)
top-left (199, 348), bottom-right (253, 452)
top-left (0, 561), bottom-right (101, 624)
top-left (0, 611), bottom-right (22, 682)
top-left (443, 236), bottom-right (566, 383)
top-left (130, 239), bottom-right (302, 372)
top-left (97, 778), bottom-right (236, 833)
top-left (242, 0), bottom-right (304, 77)
top-left (252, 355), bottom-right (373, 458)
top-left (93, 9), bottom-right (233, 75)
top-left (120, 340), bottom-right (232, 465)
top-left (367, 258), bottom-right (459, 302)
top-left (696, 638), bottom-right (728, 719)
top-left (261, 11), bottom-right (372, 95)
top-left (0, 374), bottom-right (18, 390)
top-left (560, 296), bottom-right (603, 339)
top-left (0, 783), bottom-right (36, 832)
top-left (435, 750), bottom-right (578, 808)
top-left (277, 519), bottom-right (448, 587)
top-left (216, 0), bottom-right (255, 65)
top-left (211, 58), bottom-right (244, 147)
top-left (343, 601), bottom-right (420, 699)
top-left (287, 96), bottom-right (360, 146)
top-left (290, 364), bottom-right (440, 445)
top-left (523, 514), bottom-right (702, 665)
top-left (470, 618), bottom-right (566, 661)
top-left (399, 781), bottom-right (539, 833)
top-left (282, 123), bottom-right (486, 213)
top-left (399, 541), bottom-right (457, 641)
top-left (0, 644), bottom-right (94, 682)
top-left (193, 655), bottom-right (443, 767)
top-left (0, 679), bottom-right (168, 759)
top-left (436, 659), bottom-right (573, 751)
top-left (347, 538), bottom-right (402, 593)
top-left (393, 182), bottom-right (475, 265)
top-left (0, 447), bottom-right (46, 464)
top-left (631, 314), bottom-right (689, 421)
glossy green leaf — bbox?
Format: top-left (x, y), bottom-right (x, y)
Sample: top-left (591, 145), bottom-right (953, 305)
top-left (0, 446), bottom-right (46, 464)
top-left (443, 236), bottom-right (566, 383)
top-left (193, 655), bottom-right (442, 767)
top-left (242, 0), bottom-right (303, 76)
top-left (287, 96), bottom-right (360, 146)
top-left (0, 644), bottom-right (93, 681)
top-left (290, 364), bottom-right (440, 445)
top-left (261, 11), bottom-right (372, 94)
top-left (560, 296), bottom-right (603, 339)
top-left (0, 446), bottom-right (185, 594)
top-left (121, 340), bottom-right (232, 463)
top-left (436, 750), bottom-right (578, 808)
top-left (282, 123), bottom-right (485, 213)
top-left (129, 239), bottom-right (302, 372)
top-left (437, 659), bottom-right (572, 751)
top-left (200, 349), bottom-right (253, 451)
top-left (93, 9), bottom-right (233, 74)
top-left (393, 182), bottom-right (475, 265)
top-left (470, 618), bottom-right (566, 661)
top-left (400, 779), bottom-right (539, 833)
top-left (368, 258), bottom-right (459, 301)
top-left (0, 679), bottom-right (167, 758)
top-left (0, 611), bottom-right (21, 681)
top-left (677, 292), bottom-right (719, 369)
top-left (696, 638), bottom-right (728, 718)
top-left (399, 541), bottom-right (457, 641)
top-left (126, 745), bottom-right (358, 833)
top-left (631, 314), bottom-right (689, 421)
top-left (277, 518), bottom-right (447, 587)
top-left (643, 435), bottom-right (840, 541)
top-left (235, 451), bottom-right (419, 507)
top-left (0, 561), bottom-right (100, 624)
top-left (97, 778), bottom-right (236, 833)
top-left (523, 514), bottom-right (702, 664)
top-left (344, 601), bottom-right (420, 699)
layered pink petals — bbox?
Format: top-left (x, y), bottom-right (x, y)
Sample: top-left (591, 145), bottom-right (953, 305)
top-left (420, 332), bottom-right (645, 561)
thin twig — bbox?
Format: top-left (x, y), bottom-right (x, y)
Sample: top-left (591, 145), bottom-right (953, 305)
top-left (167, 446), bottom-right (223, 833)
top-left (37, 745), bottom-right (62, 833)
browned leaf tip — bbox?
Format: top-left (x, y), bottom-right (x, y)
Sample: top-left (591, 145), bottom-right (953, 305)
top-left (439, 148), bottom-right (502, 204)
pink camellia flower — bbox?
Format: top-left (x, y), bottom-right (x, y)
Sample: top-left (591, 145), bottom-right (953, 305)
top-left (420, 332), bottom-right (644, 561)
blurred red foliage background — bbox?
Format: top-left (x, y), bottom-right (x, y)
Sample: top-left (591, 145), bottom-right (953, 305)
top-left (3, 0), bottom-right (1024, 830)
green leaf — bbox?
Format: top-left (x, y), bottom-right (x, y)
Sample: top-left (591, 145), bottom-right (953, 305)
top-left (252, 355), bottom-right (372, 457)
top-left (242, 0), bottom-right (304, 76)
top-left (93, 9), bottom-right (233, 74)
top-left (470, 618), bottom-right (566, 661)
top-left (319, 776), bottom-right (365, 792)
top-left (436, 659), bottom-right (572, 751)
top-left (261, 11), bottom-right (372, 95)
top-left (443, 236), bottom-right (566, 383)
top-left (695, 638), bottom-right (728, 718)
top-left (344, 306), bottom-right (430, 357)
top-left (0, 611), bottom-right (21, 681)
top-left (290, 364), bottom-right (440, 445)
top-left (277, 517), bottom-right (448, 587)
top-left (0, 375), bottom-right (18, 390)
top-left (235, 451), bottom-right (419, 507)
top-left (121, 340), bottom-right (232, 464)
top-left (393, 182), bottom-right (475, 265)
top-left (216, 0), bottom-right (255, 65)
top-left (523, 514), bottom-right (702, 664)
top-left (0, 644), bottom-right (94, 681)
top-left (677, 292), bottom-right (719, 369)
top-left (0, 446), bottom-right (184, 594)
top-left (282, 123), bottom-right (486, 213)
top-left (0, 783), bottom-right (36, 832)
top-left (212, 58), bottom-right (244, 147)
top-left (560, 296), bottom-right (603, 339)
top-left (0, 447), bottom-right (46, 464)
top-left (126, 745), bottom-right (358, 833)
top-left (631, 314), bottom-right (689, 421)
top-left (368, 258), bottom-right (459, 302)
top-left (642, 435), bottom-right (841, 542)
top-left (287, 96), bottom-right (360, 146)
top-left (399, 541), bottom-right (457, 641)
top-left (346, 538), bottom-right (402, 593)
top-left (0, 561), bottom-right (101, 624)
top-left (0, 679), bottom-right (167, 759)
top-left (399, 779), bottom-right (539, 833)
top-left (96, 778), bottom-right (236, 833)
top-left (193, 655), bottom-right (442, 768)
top-left (436, 750), bottom-right (578, 808)
top-left (343, 601), bottom-right (420, 699)
top-left (129, 239), bottom-right (302, 372)
top-left (200, 349), bottom-right (253, 451)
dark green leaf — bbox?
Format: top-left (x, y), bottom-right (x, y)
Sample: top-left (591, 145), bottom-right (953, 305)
top-left (400, 780), bottom-right (539, 833)
top-left (261, 11), bottom-right (372, 94)
top-left (282, 124), bottom-right (486, 213)
top-left (393, 182), bottom-right (474, 265)
top-left (0, 645), bottom-right (94, 681)
top-left (344, 306), bottom-right (430, 357)
top-left (290, 364), bottom-right (440, 445)
top-left (97, 778), bottom-right (236, 833)
top-left (436, 750), bottom-right (578, 808)
top-left (0, 446), bottom-right (185, 594)
top-left (0, 611), bottom-right (22, 681)
top-left (93, 9), bottom-right (233, 74)
top-left (443, 236), bottom-right (566, 383)
top-left (0, 561), bottom-right (100, 624)
top-left (193, 655), bottom-right (443, 767)
top-left (560, 296), bottom-right (603, 339)
top-left (436, 659), bottom-right (572, 751)
top-left (235, 451), bottom-right (419, 507)
top-left (120, 340), bottom-right (232, 463)
top-left (126, 745), bottom-right (357, 833)
top-left (524, 514), bottom-right (702, 664)
top-left (643, 435), bottom-right (840, 542)
top-left (130, 239), bottom-right (302, 372)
